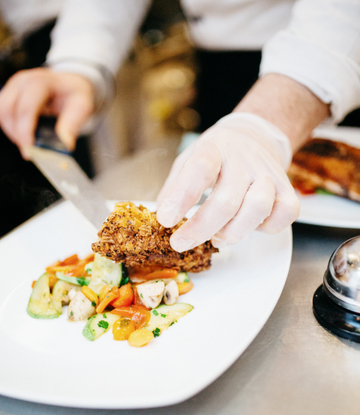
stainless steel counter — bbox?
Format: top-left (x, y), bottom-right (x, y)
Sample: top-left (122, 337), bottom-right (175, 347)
top-left (1, 145), bottom-right (360, 415)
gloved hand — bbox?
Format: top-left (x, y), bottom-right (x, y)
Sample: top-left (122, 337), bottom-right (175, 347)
top-left (156, 112), bottom-right (300, 251)
top-left (0, 68), bottom-right (95, 157)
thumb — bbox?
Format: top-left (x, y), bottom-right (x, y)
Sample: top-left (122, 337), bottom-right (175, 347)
top-left (55, 93), bottom-right (94, 151)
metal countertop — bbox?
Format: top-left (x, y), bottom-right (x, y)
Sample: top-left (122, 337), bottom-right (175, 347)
top-left (1, 146), bottom-right (360, 415)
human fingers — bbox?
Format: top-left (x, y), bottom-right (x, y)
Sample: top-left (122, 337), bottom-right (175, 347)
top-left (55, 92), bottom-right (94, 151)
top-left (13, 80), bottom-right (51, 149)
top-left (156, 142), bottom-right (196, 208)
top-left (169, 160), bottom-right (250, 252)
top-left (0, 74), bottom-right (24, 145)
top-left (211, 177), bottom-right (276, 248)
top-left (257, 187), bottom-right (300, 234)
top-left (156, 139), bottom-right (222, 229)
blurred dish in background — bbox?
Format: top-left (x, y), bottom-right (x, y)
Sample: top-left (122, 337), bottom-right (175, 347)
top-left (291, 126), bottom-right (360, 228)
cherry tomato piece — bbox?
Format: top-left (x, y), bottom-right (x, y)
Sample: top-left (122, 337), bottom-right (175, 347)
top-left (112, 318), bottom-right (136, 341)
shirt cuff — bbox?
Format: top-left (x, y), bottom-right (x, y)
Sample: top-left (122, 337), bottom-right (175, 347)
top-left (260, 32), bottom-right (360, 124)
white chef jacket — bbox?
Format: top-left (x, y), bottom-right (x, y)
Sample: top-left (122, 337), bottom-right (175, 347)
top-left (1, 0), bottom-right (360, 123)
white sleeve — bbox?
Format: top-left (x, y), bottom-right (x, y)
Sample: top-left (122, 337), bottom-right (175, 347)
top-left (259, 0), bottom-right (360, 124)
top-left (46, 0), bottom-right (151, 106)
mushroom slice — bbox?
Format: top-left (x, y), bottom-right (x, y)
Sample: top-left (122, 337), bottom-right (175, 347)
top-left (137, 280), bottom-right (165, 309)
top-left (68, 288), bottom-right (78, 302)
top-left (163, 280), bottom-right (179, 305)
top-left (67, 291), bottom-right (95, 322)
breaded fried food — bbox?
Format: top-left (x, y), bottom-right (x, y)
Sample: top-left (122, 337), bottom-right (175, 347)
top-left (289, 138), bottom-right (360, 202)
top-left (92, 202), bottom-right (218, 272)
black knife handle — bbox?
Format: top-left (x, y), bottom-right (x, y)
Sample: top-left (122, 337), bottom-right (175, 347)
top-left (35, 116), bottom-right (70, 155)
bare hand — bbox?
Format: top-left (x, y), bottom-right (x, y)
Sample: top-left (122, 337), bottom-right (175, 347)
top-left (0, 68), bottom-right (95, 157)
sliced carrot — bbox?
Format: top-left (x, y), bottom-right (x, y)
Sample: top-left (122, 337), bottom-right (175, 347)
top-left (45, 260), bottom-right (61, 274)
top-left (129, 265), bottom-right (163, 276)
top-left (99, 284), bottom-right (111, 303)
top-left (46, 254), bottom-right (93, 276)
top-left (111, 305), bottom-right (151, 329)
top-left (96, 287), bottom-right (119, 313)
top-left (31, 280), bottom-right (36, 289)
top-left (61, 254), bottom-right (79, 266)
top-left (81, 286), bottom-right (99, 306)
top-left (63, 263), bottom-right (85, 277)
top-left (178, 280), bottom-right (194, 295)
top-left (129, 268), bottom-right (178, 282)
top-left (111, 284), bottom-right (134, 308)
top-left (84, 253), bottom-right (95, 263)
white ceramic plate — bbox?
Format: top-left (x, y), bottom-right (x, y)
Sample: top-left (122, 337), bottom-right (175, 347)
top-left (0, 201), bottom-right (292, 409)
top-left (296, 126), bottom-right (360, 228)
top-left (297, 193), bottom-right (360, 228)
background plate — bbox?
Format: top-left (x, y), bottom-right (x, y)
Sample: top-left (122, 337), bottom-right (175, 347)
top-left (296, 126), bottom-right (360, 228)
top-left (0, 201), bottom-right (292, 409)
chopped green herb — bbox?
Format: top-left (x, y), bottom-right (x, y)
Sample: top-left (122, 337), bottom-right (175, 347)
top-left (140, 293), bottom-right (143, 299)
top-left (184, 277), bottom-right (190, 283)
top-left (120, 276), bottom-right (130, 286)
top-left (161, 314), bottom-right (166, 318)
top-left (77, 278), bottom-right (88, 286)
top-left (85, 268), bottom-right (92, 274)
top-left (103, 314), bottom-right (107, 318)
top-left (152, 328), bottom-right (161, 338)
top-left (91, 301), bottom-right (96, 307)
top-left (70, 311), bottom-right (73, 317)
top-left (169, 321), bottom-right (175, 327)
top-left (120, 265), bottom-right (129, 287)
top-left (98, 320), bottom-right (109, 329)
top-left (152, 309), bottom-right (159, 316)
top-left (316, 188), bottom-right (334, 196)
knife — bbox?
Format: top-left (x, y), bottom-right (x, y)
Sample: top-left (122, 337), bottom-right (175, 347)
top-left (25, 117), bottom-right (110, 230)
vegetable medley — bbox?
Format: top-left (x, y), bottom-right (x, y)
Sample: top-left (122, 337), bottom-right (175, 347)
top-left (27, 253), bottom-right (194, 347)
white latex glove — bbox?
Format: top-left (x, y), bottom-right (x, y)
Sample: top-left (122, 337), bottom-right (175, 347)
top-left (156, 112), bottom-right (300, 251)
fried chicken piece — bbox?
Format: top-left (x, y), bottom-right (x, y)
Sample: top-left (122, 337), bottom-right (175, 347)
top-left (288, 138), bottom-right (360, 202)
top-left (92, 202), bottom-right (218, 273)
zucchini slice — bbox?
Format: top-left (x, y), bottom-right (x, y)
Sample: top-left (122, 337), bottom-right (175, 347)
top-left (145, 303), bottom-right (193, 334)
top-left (88, 254), bottom-right (122, 294)
top-left (27, 273), bottom-right (60, 319)
top-left (52, 281), bottom-right (81, 314)
top-left (55, 272), bottom-right (91, 287)
top-left (83, 313), bottom-right (120, 341)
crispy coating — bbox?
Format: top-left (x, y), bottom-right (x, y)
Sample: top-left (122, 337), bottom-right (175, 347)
top-left (92, 202), bottom-right (218, 272)
top-left (289, 138), bottom-right (360, 202)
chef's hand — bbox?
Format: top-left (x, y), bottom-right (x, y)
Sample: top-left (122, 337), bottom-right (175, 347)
top-left (156, 112), bottom-right (300, 251)
top-left (0, 68), bottom-right (95, 157)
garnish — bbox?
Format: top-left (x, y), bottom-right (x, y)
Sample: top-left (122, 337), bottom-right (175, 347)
top-left (120, 276), bottom-right (130, 286)
top-left (152, 309), bottom-right (159, 316)
top-left (91, 301), bottom-right (96, 307)
top-left (152, 328), bottom-right (160, 337)
top-left (140, 293), bottom-right (143, 298)
top-left (98, 320), bottom-right (109, 329)
top-left (161, 314), bottom-right (166, 318)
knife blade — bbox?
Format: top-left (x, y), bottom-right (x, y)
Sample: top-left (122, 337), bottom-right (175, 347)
top-left (25, 117), bottom-right (110, 230)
